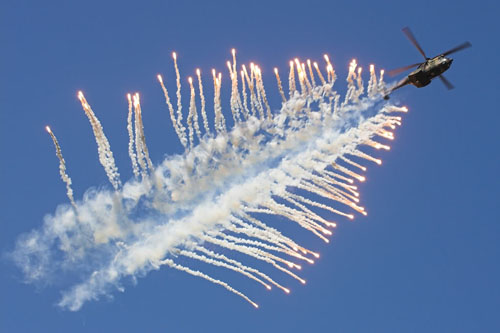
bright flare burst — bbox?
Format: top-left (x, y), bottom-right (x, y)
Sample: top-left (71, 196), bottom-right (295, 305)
top-left (12, 50), bottom-right (408, 311)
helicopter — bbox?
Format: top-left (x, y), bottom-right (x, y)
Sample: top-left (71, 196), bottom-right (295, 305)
top-left (383, 27), bottom-right (471, 99)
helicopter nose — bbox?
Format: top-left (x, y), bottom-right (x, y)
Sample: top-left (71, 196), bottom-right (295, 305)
top-left (443, 58), bottom-right (453, 67)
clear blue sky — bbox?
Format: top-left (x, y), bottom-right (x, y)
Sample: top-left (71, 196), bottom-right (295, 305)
top-left (1, 0), bottom-right (499, 332)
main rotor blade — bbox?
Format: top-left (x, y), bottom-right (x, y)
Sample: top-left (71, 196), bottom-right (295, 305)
top-left (388, 63), bottom-right (421, 77)
top-left (441, 42), bottom-right (472, 57)
top-left (439, 75), bottom-right (454, 90)
top-left (402, 27), bottom-right (427, 59)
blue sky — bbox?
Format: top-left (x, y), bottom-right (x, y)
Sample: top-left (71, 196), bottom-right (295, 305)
top-left (1, 0), bottom-right (499, 332)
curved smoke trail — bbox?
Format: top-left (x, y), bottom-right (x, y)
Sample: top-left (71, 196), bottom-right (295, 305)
top-left (11, 51), bottom-right (407, 311)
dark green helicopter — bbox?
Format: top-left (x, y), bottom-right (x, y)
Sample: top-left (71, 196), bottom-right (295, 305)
top-left (384, 27), bottom-right (471, 99)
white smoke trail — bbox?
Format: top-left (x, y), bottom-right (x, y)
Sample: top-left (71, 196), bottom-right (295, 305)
top-left (45, 126), bottom-right (77, 210)
top-left (172, 52), bottom-right (187, 144)
top-left (195, 246), bottom-right (289, 293)
top-left (77, 92), bottom-right (122, 191)
top-left (133, 93), bottom-right (154, 177)
top-left (11, 51), bottom-right (407, 311)
top-left (126, 94), bottom-right (140, 179)
top-left (301, 62), bottom-right (313, 93)
top-left (254, 66), bottom-right (272, 119)
top-left (196, 69), bottom-right (211, 136)
top-left (273, 68), bottom-right (287, 103)
top-left (307, 60), bottom-right (316, 87)
top-left (178, 249), bottom-right (271, 290)
top-left (186, 77), bottom-right (197, 149)
top-left (158, 258), bottom-right (259, 308)
top-left (242, 65), bottom-right (257, 117)
top-left (313, 61), bottom-right (326, 86)
top-left (158, 74), bottom-right (188, 148)
top-left (240, 69), bottom-right (250, 119)
top-left (288, 61), bottom-right (296, 98)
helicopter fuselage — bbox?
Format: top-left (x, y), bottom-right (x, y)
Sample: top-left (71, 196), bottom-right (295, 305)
top-left (408, 55), bottom-right (453, 87)
top-left (384, 27), bottom-right (470, 99)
